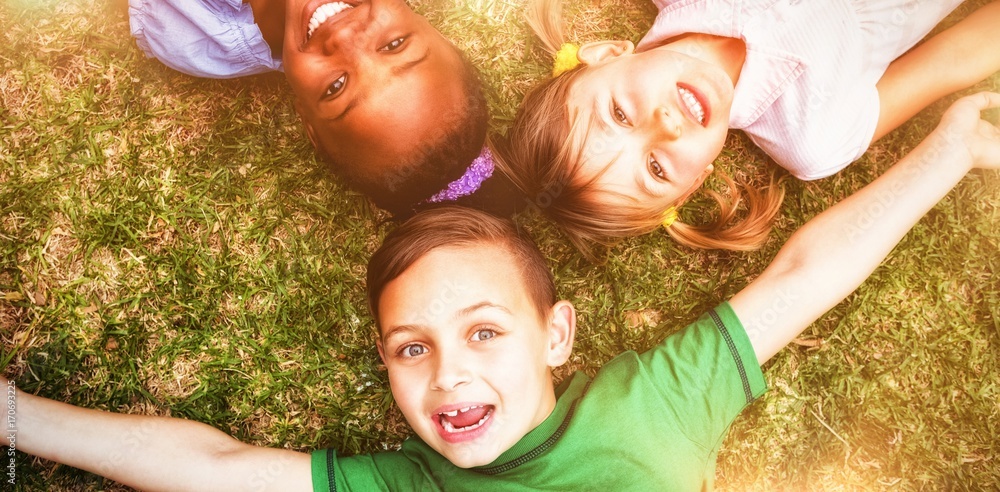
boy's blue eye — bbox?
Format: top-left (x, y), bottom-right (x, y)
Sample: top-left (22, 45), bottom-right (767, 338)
top-left (401, 344), bottom-right (427, 358)
top-left (380, 37), bottom-right (407, 52)
top-left (471, 328), bottom-right (496, 342)
top-left (325, 74), bottom-right (346, 98)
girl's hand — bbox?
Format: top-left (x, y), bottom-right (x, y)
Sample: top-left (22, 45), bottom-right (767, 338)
top-left (734, 91), bottom-right (998, 364)
top-left (933, 92), bottom-right (1000, 170)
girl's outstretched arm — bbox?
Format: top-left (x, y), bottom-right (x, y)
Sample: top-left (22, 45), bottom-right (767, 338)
top-left (731, 92), bottom-right (1000, 364)
top-left (873, 1), bottom-right (1000, 141)
top-left (2, 377), bottom-right (312, 492)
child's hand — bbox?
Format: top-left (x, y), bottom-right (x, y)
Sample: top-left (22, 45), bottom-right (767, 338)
top-left (933, 92), bottom-right (1000, 170)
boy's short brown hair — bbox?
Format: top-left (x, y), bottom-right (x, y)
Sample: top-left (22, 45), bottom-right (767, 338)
top-left (366, 206), bottom-right (556, 329)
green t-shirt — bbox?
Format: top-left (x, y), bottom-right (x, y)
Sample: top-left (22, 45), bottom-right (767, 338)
top-left (312, 303), bottom-right (767, 491)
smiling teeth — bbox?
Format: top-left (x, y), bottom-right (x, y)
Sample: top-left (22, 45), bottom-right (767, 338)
top-left (307, 2), bottom-right (354, 39)
top-left (440, 405), bottom-right (481, 418)
top-left (440, 407), bottom-right (492, 434)
top-left (678, 87), bottom-right (705, 125)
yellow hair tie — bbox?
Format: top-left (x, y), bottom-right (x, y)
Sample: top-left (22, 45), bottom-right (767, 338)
top-left (661, 206), bottom-right (678, 229)
top-left (552, 43), bottom-right (581, 76)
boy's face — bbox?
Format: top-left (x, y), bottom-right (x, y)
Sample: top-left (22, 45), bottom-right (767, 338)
top-left (376, 244), bottom-right (575, 468)
top-left (283, 0), bottom-right (469, 173)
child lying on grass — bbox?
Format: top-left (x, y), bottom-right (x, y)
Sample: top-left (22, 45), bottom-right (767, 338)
top-left (497, 0), bottom-right (1000, 256)
top-left (4, 92), bottom-right (1000, 490)
top-left (128, 0), bottom-right (519, 216)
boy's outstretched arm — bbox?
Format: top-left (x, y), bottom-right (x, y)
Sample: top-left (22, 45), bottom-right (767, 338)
top-left (731, 92), bottom-right (1000, 364)
top-left (2, 377), bottom-right (312, 492)
top-left (874, 1), bottom-right (1000, 142)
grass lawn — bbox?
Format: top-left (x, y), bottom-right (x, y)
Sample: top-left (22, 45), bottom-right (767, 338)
top-left (2, 0), bottom-right (998, 489)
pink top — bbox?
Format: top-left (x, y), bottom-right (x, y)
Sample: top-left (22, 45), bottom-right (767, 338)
top-left (637, 0), bottom-right (961, 180)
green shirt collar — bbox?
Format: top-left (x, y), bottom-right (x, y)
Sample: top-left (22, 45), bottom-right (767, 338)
top-left (473, 372), bottom-right (590, 473)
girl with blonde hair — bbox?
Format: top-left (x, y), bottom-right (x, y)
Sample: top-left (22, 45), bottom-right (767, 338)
top-left (495, 0), bottom-right (1000, 258)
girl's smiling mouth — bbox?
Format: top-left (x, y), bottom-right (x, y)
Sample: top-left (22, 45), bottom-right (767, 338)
top-left (434, 404), bottom-right (496, 443)
top-left (677, 83), bottom-right (709, 127)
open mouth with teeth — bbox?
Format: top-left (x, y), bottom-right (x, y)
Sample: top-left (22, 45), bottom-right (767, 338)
top-left (435, 405), bottom-right (495, 442)
top-left (306, 1), bottom-right (356, 40)
top-left (677, 85), bottom-right (708, 126)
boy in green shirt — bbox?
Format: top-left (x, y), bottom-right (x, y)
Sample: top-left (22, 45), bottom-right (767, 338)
top-left (4, 92), bottom-right (1000, 491)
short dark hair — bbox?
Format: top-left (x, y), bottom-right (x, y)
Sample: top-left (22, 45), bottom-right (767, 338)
top-left (319, 48), bottom-right (491, 217)
top-left (366, 206), bottom-right (556, 329)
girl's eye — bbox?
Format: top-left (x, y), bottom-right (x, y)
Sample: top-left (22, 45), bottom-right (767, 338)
top-left (324, 74), bottom-right (346, 98)
top-left (471, 328), bottom-right (497, 342)
top-left (400, 344), bottom-right (427, 358)
top-left (648, 156), bottom-right (665, 179)
top-left (613, 103), bottom-right (629, 124)
top-left (379, 37), bottom-right (407, 52)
